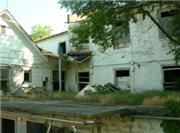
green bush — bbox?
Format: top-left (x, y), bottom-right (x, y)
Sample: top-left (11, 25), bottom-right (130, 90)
top-left (160, 99), bottom-right (180, 133)
top-left (2, 86), bottom-right (10, 93)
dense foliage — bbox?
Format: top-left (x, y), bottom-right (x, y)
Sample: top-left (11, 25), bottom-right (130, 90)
top-left (161, 100), bottom-right (180, 133)
top-left (30, 24), bottom-right (53, 41)
top-left (59, 1), bottom-right (180, 63)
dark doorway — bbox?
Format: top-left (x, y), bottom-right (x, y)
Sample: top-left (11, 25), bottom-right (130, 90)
top-left (53, 70), bottom-right (59, 91)
top-left (78, 72), bottom-right (89, 91)
top-left (2, 118), bottom-right (15, 133)
top-left (53, 71), bottom-right (65, 91)
top-left (61, 71), bottom-right (65, 92)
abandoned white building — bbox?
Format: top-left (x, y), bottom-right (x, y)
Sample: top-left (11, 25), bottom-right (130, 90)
top-left (1, 5), bottom-right (180, 133)
top-left (1, 6), bottom-right (180, 94)
top-left (0, 10), bottom-right (59, 92)
top-left (37, 8), bottom-right (180, 93)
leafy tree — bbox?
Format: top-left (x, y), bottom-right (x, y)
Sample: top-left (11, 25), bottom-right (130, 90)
top-left (30, 24), bottom-right (53, 41)
top-left (59, 1), bottom-right (180, 63)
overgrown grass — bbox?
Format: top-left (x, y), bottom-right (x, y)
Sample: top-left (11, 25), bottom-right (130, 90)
top-left (27, 92), bottom-right (77, 100)
top-left (2, 90), bottom-right (180, 106)
top-left (75, 90), bottom-right (180, 105)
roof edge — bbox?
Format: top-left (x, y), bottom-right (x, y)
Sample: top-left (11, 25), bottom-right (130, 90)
top-left (35, 31), bottom-right (68, 43)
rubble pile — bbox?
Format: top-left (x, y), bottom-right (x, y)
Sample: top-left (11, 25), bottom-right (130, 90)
top-left (13, 84), bottom-right (47, 97)
top-left (93, 83), bottom-right (121, 92)
top-left (77, 83), bottom-right (121, 97)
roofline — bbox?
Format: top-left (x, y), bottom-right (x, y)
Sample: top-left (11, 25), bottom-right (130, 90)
top-left (0, 10), bottom-right (48, 61)
top-left (35, 31), bottom-right (68, 43)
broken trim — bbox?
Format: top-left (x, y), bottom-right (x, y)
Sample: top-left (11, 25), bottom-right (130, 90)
top-left (2, 111), bottom-right (101, 125)
top-left (59, 54), bottom-right (92, 64)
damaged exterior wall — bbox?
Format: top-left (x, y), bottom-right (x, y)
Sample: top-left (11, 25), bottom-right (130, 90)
top-left (65, 61), bottom-right (90, 92)
top-left (100, 115), bottom-right (163, 133)
top-left (1, 112), bottom-right (164, 133)
top-left (37, 7), bottom-right (177, 92)
top-left (89, 8), bottom-right (175, 92)
top-left (37, 32), bottom-right (68, 55)
top-left (0, 12), bottom-right (58, 92)
top-left (37, 31), bottom-right (91, 92)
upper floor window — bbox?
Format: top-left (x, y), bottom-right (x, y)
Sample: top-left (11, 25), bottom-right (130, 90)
top-left (0, 25), bottom-right (6, 35)
top-left (58, 42), bottom-right (66, 55)
top-left (158, 10), bottom-right (177, 39)
top-left (113, 24), bottom-right (130, 49)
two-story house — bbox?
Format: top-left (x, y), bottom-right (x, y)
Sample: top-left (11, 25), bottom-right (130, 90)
top-left (0, 10), bottom-right (58, 93)
top-left (37, 6), bottom-right (180, 93)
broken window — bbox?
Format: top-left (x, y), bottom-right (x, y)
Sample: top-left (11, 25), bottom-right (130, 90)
top-left (163, 66), bottom-right (180, 90)
top-left (58, 42), bottom-right (66, 55)
top-left (78, 72), bottom-right (89, 91)
top-left (113, 22), bottom-right (130, 49)
top-left (24, 70), bottom-right (32, 82)
top-left (0, 25), bottom-right (6, 35)
top-left (158, 10), bottom-right (177, 38)
top-left (115, 70), bottom-right (130, 90)
top-left (2, 118), bottom-right (15, 133)
top-left (0, 67), bottom-right (9, 90)
top-left (27, 121), bottom-right (45, 133)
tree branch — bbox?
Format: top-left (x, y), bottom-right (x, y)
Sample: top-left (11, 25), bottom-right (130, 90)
top-left (145, 11), bottom-right (179, 45)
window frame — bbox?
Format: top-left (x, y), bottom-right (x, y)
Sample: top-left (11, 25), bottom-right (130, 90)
top-left (58, 42), bottom-right (66, 55)
top-left (158, 9), bottom-right (177, 39)
top-left (77, 71), bottom-right (89, 91)
top-left (114, 68), bottom-right (131, 90)
top-left (0, 67), bottom-right (9, 89)
top-left (24, 70), bottom-right (32, 83)
top-left (162, 66), bottom-right (180, 90)
top-left (1, 117), bottom-right (17, 133)
top-left (0, 25), bottom-right (7, 35)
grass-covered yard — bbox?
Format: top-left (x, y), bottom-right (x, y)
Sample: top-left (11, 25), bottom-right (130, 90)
top-left (2, 90), bottom-right (180, 106)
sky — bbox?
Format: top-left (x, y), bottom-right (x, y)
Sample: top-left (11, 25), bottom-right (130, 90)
top-left (0, 0), bottom-right (69, 34)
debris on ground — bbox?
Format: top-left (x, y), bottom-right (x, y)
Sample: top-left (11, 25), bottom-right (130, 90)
top-left (13, 84), bottom-right (47, 97)
top-left (76, 82), bottom-right (121, 97)
top-left (76, 85), bottom-right (97, 97)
